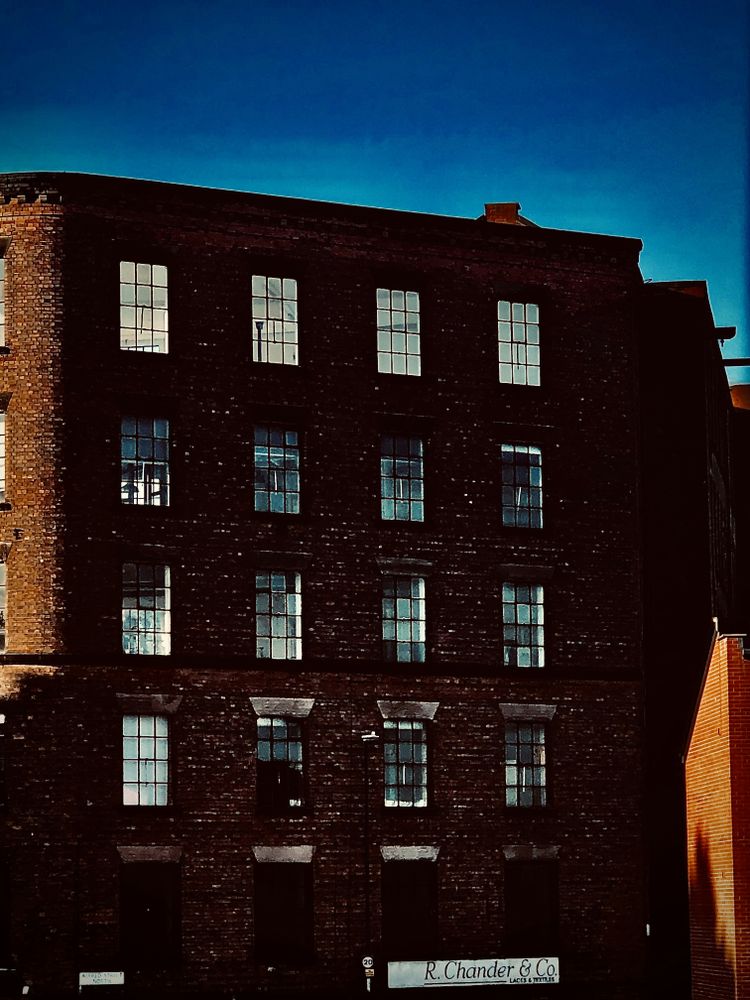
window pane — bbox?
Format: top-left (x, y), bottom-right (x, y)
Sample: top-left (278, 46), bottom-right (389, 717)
top-left (498, 300), bottom-right (540, 386)
top-left (376, 288), bottom-right (421, 376)
top-left (119, 261), bottom-right (168, 354)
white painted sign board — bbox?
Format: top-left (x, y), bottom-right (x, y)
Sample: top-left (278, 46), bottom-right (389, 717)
top-left (78, 972), bottom-right (125, 987)
top-left (388, 957), bottom-right (559, 988)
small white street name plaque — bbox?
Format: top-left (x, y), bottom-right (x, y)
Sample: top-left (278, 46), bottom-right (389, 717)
top-left (78, 972), bottom-right (125, 987)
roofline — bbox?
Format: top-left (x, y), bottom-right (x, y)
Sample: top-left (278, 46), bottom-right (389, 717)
top-left (0, 170), bottom-right (644, 253)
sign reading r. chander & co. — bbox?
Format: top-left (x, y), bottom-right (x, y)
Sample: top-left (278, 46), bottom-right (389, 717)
top-left (388, 957), bottom-right (559, 989)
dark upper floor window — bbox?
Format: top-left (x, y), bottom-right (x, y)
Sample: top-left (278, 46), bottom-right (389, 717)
top-left (251, 275), bottom-right (298, 365)
top-left (501, 443), bottom-right (542, 528)
top-left (119, 262), bottom-right (168, 353)
top-left (504, 721), bottom-right (547, 807)
top-left (120, 861), bottom-right (180, 968)
top-left (384, 719), bottom-right (428, 808)
top-left (122, 562), bottom-right (171, 656)
top-left (121, 417), bottom-right (170, 506)
top-left (381, 435), bottom-right (424, 522)
top-left (502, 583), bottom-right (544, 668)
top-left (254, 862), bottom-right (313, 963)
top-left (498, 300), bottom-right (540, 386)
top-left (253, 426), bottom-right (300, 514)
top-left (257, 716), bottom-right (304, 812)
top-left (377, 288), bottom-right (421, 376)
top-left (382, 575), bottom-right (426, 662)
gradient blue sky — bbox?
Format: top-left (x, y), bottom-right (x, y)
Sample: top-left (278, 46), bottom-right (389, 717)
top-left (3, 0), bottom-right (747, 371)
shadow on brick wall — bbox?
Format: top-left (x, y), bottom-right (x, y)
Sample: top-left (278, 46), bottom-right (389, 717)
top-left (689, 828), bottom-right (735, 999)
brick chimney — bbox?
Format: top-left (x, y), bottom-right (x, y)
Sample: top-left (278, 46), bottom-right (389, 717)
top-left (484, 202), bottom-right (522, 224)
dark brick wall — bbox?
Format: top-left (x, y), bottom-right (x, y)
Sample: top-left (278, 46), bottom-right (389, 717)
top-left (0, 173), bottom-right (648, 998)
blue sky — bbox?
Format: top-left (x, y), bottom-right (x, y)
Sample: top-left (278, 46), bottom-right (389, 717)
top-left (3, 0), bottom-right (747, 371)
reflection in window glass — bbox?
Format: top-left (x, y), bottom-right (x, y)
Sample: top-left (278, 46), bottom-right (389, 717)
top-left (382, 576), bottom-right (426, 662)
top-left (381, 435), bottom-right (424, 521)
top-left (502, 583), bottom-right (544, 668)
top-left (121, 417), bottom-right (170, 506)
top-left (122, 714), bottom-right (169, 806)
top-left (257, 716), bottom-right (304, 811)
top-left (122, 563), bottom-right (171, 655)
top-left (505, 721), bottom-right (546, 807)
top-left (255, 571), bottom-right (302, 659)
top-left (254, 426), bottom-right (300, 513)
top-left (119, 262), bottom-right (168, 353)
top-left (377, 288), bottom-right (421, 376)
top-left (252, 275), bottom-right (298, 365)
top-left (501, 444), bottom-right (542, 528)
top-left (384, 719), bottom-right (427, 807)
top-left (498, 301), bottom-right (539, 386)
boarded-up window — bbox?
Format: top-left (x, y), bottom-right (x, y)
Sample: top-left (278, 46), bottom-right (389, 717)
top-left (254, 862), bottom-right (313, 963)
top-left (381, 860), bottom-right (438, 957)
top-left (504, 860), bottom-right (558, 953)
top-left (120, 862), bottom-right (180, 967)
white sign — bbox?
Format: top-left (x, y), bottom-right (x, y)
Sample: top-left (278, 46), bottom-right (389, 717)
top-left (362, 956), bottom-right (374, 969)
top-left (388, 957), bottom-right (559, 988)
top-left (78, 972), bottom-right (125, 987)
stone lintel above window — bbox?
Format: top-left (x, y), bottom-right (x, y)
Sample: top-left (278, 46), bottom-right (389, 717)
top-left (251, 550), bottom-right (312, 571)
top-left (116, 693), bottom-right (182, 715)
top-left (377, 700), bottom-right (439, 721)
top-left (502, 845), bottom-right (559, 862)
top-left (253, 845), bottom-right (314, 864)
top-left (499, 563), bottom-right (555, 582)
top-left (376, 556), bottom-right (433, 576)
top-left (381, 845), bottom-right (439, 862)
top-left (499, 703), bottom-right (557, 721)
top-left (117, 845), bottom-right (183, 863)
top-left (250, 697), bottom-right (315, 719)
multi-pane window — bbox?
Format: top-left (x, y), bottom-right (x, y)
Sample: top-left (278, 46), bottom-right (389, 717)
top-left (257, 716), bottom-right (304, 812)
top-left (255, 571), bottom-right (302, 660)
top-left (122, 563), bottom-right (171, 656)
top-left (251, 275), bottom-right (298, 365)
top-left (119, 262), bottom-right (168, 353)
top-left (502, 583), bottom-right (544, 668)
top-left (0, 255), bottom-right (5, 347)
top-left (121, 417), bottom-right (170, 506)
top-left (377, 288), bottom-right (421, 376)
top-left (384, 719), bottom-right (428, 808)
top-left (380, 435), bottom-right (424, 522)
top-left (505, 721), bottom-right (547, 807)
top-left (122, 714), bottom-right (169, 806)
top-left (0, 562), bottom-right (7, 653)
top-left (382, 576), bottom-right (426, 662)
top-left (498, 301), bottom-right (540, 386)
top-left (501, 444), bottom-right (542, 528)
top-left (0, 411), bottom-right (6, 502)
top-left (254, 426), bottom-right (300, 514)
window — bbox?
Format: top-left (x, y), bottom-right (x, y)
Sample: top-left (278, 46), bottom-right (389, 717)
top-left (502, 583), bottom-right (544, 668)
top-left (122, 563), bottom-right (171, 655)
top-left (504, 860), bottom-right (558, 952)
top-left (122, 714), bottom-right (169, 806)
top-left (257, 716), bottom-right (304, 812)
top-left (254, 862), bottom-right (313, 962)
top-left (504, 722), bottom-right (547, 807)
top-left (498, 301), bottom-right (540, 386)
top-left (255, 571), bottom-right (301, 659)
top-left (251, 275), bottom-right (298, 365)
top-left (501, 444), bottom-right (542, 528)
top-left (0, 713), bottom-right (5, 808)
top-left (0, 562), bottom-right (6, 653)
top-left (377, 288), bottom-right (421, 375)
top-left (381, 861), bottom-right (438, 957)
top-left (382, 576), bottom-right (426, 662)
top-left (0, 411), bottom-right (5, 501)
top-left (119, 262), bottom-right (168, 353)
top-left (0, 255), bottom-right (4, 346)
top-left (384, 719), bottom-right (427, 807)
top-left (380, 435), bottom-right (424, 522)
top-left (121, 417), bottom-right (170, 506)
top-left (120, 862), bottom-right (180, 967)
top-left (253, 426), bottom-right (300, 514)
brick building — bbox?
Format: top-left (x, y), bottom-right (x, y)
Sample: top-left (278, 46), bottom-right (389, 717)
top-left (0, 171), bottom-right (722, 998)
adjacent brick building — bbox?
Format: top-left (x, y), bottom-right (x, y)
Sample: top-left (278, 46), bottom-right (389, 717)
top-left (0, 171), bottom-right (729, 998)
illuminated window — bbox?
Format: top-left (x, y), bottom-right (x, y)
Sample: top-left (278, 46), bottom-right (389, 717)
top-left (384, 719), bottom-right (428, 807)
top-left (377, 288), bottom-right (421, 375)
top-left (122, 714), bottom-right (169, 806)
top-left (501, 444), bottom-right (542, 528)
top-left (502, 583), bottom-right (544, 668)
top-left (255, 571), bottom-right (302, 659)
top-left (251, 275), bottom-right (298, 365)
top-left (380, 435), bottom-right (424, 521)
top-left (122, 563), bottom-right (171, 655)
top-left (498, 301), bottom-right (540, 386)
top-left (505, 721), bottom-right (547, 807)
top-left (257, 716), bottom-right (304, 812)
top-left (382, 576), bottom-right (426, 662)
top-left (121, 417), bottom-right (170, 506)
top-left (119, 262), bottom-right (168, 353)
top-left (254, 426), bottom-right (300, 514)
